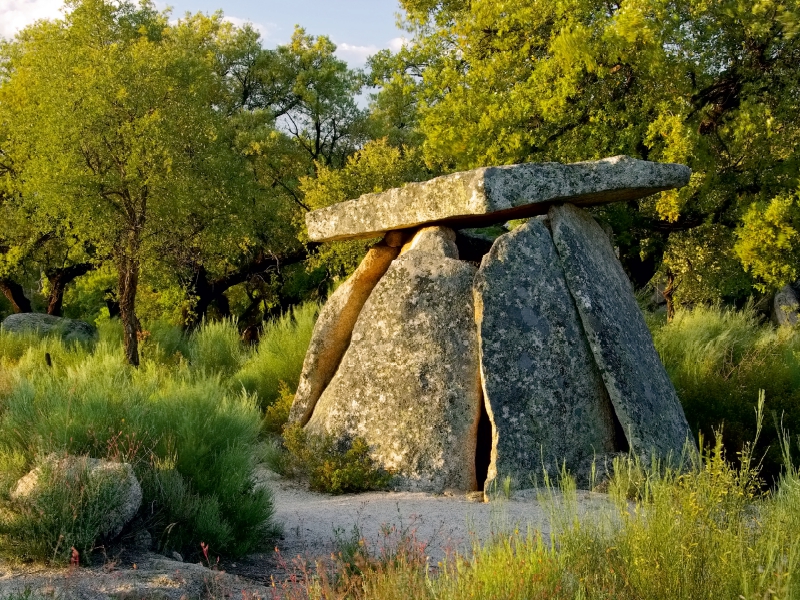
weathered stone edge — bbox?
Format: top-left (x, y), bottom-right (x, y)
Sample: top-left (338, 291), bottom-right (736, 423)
top-left (306, 156), bottom-right (691, 242)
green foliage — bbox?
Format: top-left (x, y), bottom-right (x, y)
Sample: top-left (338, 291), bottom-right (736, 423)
top-left (280, 423), bottom-right (393, 495)
top-left (0, 457), bottom-right (129, 564)
top-left (262, 382), bottom-right (296, 436)
top-left (0, 324), bottom-right (276, 561)
top-left (234, 302), bottom-right (318, 410)
top-left (188, 317), bottom-right (245, 378)
top-left (374, 0), bottom-right (800, 301)
top-left (651, 305), bottom-right (800, 480)
top-left (736, 191), bottom-right (800, 291)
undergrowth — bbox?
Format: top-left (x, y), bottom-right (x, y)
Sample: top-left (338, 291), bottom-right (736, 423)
top-left (273, 406), bottom-right (800, 599)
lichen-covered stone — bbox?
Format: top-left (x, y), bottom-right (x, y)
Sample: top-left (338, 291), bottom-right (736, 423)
top-left (306, 156), bottom-right (691, 242)
top-left (1, 313), bottom-right (97, 343)
top-left (290, 242), bottom-right (400, 425)
top-left (549, 204), bottom-right (693, 460)
top-left (474, 218), bottom-right (617, 492)
top-left (305, 249), bottom-right (481, 493)
top-left (773, 284), bottom-right (800, 328)
top-left (400, 226), bottom-right (459, 258)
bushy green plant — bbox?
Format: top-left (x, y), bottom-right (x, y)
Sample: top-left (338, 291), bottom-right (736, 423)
top-left (262, 382), bottom-right (296, 435)
top-left (280, 423), bottom-right (392, 494)
top-left (650, 304), bottom-right (800, 480)
top-left (0, 456), bottom-right (129, 564)
top-left (234, 302), bottom-right (318, 410)
top-left (0, 332), bottom-right (276, 562)
top-left (188, 317), bottom-right (244, 378)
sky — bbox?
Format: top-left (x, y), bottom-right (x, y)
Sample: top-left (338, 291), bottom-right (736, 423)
top-left (0, 0), bottom-right (407, 67)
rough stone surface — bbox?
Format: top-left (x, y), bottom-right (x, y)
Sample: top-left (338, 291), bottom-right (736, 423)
top-left (307, 156), bottom-right (691, 242)
top-left (773, 284), bottom-right (800, 328)
top-left (400, 226), bottom-right (459, 259)
top-left (549, 204), bottom-right (693, 460)
top-left (290, 242), bottom-right (400, 425)
top-left (12, 455), bottom-right (142, 539)
top-left (474, 218), bottom-right (618, 492)
top-left (1, 313), bottom-right (97, 343)
top-left (306, 249), bottom-right (482, 493)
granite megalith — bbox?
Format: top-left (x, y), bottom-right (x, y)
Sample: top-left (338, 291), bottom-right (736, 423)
top-left (305, 236), bottom-right (482, 493)
top-left (292, 155), bottom-right (694, 495)
top-left (773, 284), bottom-right (800, 328)
top-left (549, 203), bottom-right (693, 461)
top-left (290, 241), bottom-right (400, 425)
top-left (474, 217), bottom-right (618, 492)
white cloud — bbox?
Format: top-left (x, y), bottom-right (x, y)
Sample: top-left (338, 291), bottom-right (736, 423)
top-left (222, 16), bottom-right (277, 44)
top-left (388, 36), bottom-right (408, 52)
top-left (0, 0), bottom-right (64, 39)
top-left (335, 42), bottom-right (380, 66)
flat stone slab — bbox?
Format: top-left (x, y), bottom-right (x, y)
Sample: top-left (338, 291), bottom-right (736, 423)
top-left (307, 156), bottom-right (690, 242)
top-left (306, 244), bottom-right (482, 493)
top-left (549, 204), bottom-right (693, 460)
top-left (474, 218), bottom-right (619, 491)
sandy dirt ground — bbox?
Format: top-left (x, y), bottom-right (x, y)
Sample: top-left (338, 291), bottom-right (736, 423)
top-left (0, 469), bottom-right (613, 599)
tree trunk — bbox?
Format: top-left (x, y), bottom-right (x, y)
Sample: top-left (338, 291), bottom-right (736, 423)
top-left (663, 271), bottom-right (676, 323)
top-left (0, 278), bottom-right (32, 313)
top-left (116, 254), bottom-right (141, 367)
top-left (45, 263), bottom-right (94, 317)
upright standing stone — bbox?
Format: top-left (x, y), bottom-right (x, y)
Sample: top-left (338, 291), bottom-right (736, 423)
top-left (474, 218), bottom-right (618, 491)
top-left (400, 226), bottom-right (459, 258)
top-left (290, 241), bottom-right (400, 425)
top-left (549, 204), bottom-right (693, 459)
top-left (306, 238), bottom-right (482, 493)
top-left (773, 284), bottom-right (800, 328)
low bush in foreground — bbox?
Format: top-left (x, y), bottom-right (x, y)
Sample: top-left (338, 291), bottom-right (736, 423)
top-left (276, 427), bottom-right (800, 600)
top-left (0, 324), bottom-right (278, 564)
top-left (274, 423), bottom-right (393, 494)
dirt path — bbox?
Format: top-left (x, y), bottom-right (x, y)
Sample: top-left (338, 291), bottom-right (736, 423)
top-left (0, 470), bottom-right (613, 599)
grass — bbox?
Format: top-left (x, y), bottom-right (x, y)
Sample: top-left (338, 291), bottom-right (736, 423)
top-left (273, 418), bottom-right (800, 599)
top-left (0, 307), bottom-right (322, 564)
top-left (649, 304), bottom-right (800, 480)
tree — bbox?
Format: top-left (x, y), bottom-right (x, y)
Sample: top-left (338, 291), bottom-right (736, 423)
top-left (372, 0), bottom-right (800, 303)
top-left (0, 0), bottom-right (253, 364)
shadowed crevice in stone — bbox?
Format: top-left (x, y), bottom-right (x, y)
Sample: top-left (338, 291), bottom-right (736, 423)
top-left (474, 397), bottom-right (493, 492)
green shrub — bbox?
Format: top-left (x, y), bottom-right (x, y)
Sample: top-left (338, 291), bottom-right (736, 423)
top-left (234, 302), bottom-right (318, 410)
top-left (188, 317), bottom-right (244, 377)
top-left (280, 423), bottom-right (392, 494)
top-left (0, 456), bottom-right (129, 564)
top-left (262, 382), bottom-right (296, 435)
top-left (0, 337), bottom-right (276, 562)
top-left (650, 304), bottom-right (800, 480)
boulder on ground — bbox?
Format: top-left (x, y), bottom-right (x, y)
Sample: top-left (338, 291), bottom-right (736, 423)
top-left (773, 284), bottom-right (800, 328)
top-left (549, 204), bottom-right (693, 460)
top-left (474, 217), bottom-right (618, 492)
top-left (306, 235), bottom-right (482, 493)
top-left (1, 313), bottom-right (97, 343)
top-left (12, 454), bottom-right (142, 539)
top-left (306, 155), bottom-right (691, 242)
top-left (290, 241), bottom-right (400, 425)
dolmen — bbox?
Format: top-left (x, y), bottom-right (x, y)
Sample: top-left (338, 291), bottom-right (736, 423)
top-left (289, 155), bottom-right (694, 496)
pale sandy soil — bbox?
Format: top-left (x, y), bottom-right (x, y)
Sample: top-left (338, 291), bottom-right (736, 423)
top-left (0, 469), bottom-right (613, 599)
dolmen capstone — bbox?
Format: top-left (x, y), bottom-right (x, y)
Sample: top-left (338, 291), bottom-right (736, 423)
top-left (290, 155), bottom-right (694, 495)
